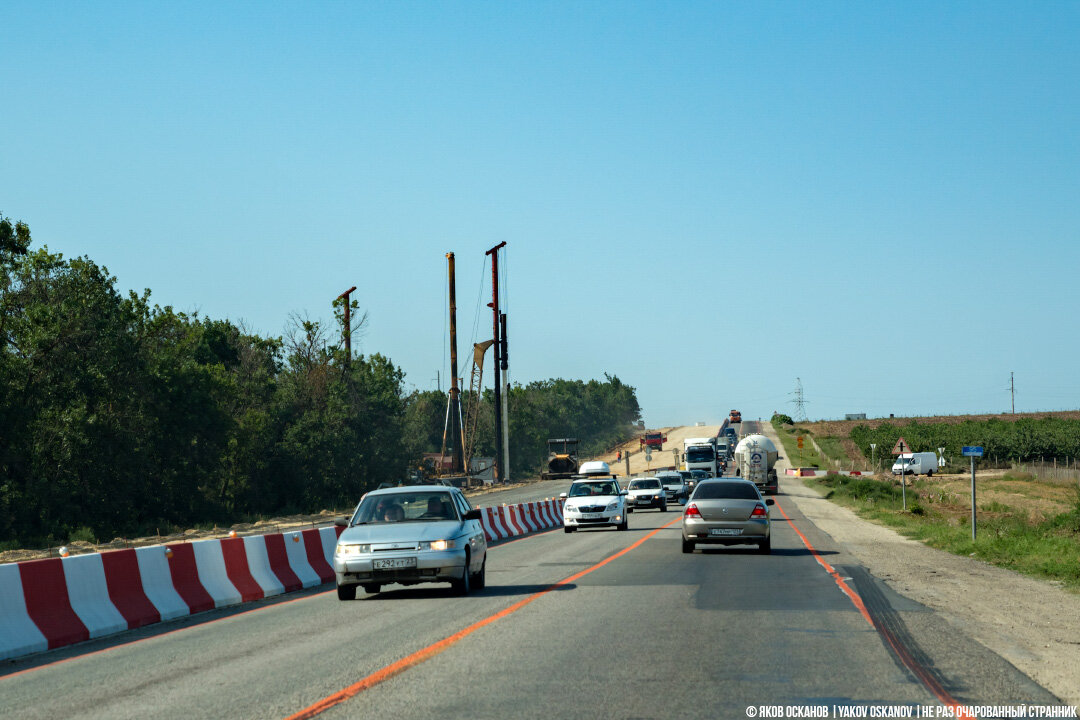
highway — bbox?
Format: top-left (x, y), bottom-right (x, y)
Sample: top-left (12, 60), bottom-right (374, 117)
top-left (0, 424), bottom-right (1060, 718)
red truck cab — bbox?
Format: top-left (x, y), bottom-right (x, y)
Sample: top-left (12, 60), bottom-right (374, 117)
top-left (640, 432), bottom-right (666, 451)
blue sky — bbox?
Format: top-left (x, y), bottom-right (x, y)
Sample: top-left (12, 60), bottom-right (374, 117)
top-left (3, 2), bottom-right (1078, 425)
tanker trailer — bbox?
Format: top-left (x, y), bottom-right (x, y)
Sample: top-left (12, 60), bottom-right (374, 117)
top-left (733, 434), bottom-right (779, 494)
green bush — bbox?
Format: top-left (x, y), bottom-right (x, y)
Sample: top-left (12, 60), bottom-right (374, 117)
top-left (69, 526), bottom-right (98, 544)
top-left (817, 474), bottom-right (904, 506)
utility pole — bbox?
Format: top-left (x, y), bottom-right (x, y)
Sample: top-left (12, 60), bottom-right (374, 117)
top-left (486, 242), bottom-right (507, 483)
top-left (336, 286), bottom-right (357, 368)
top-left (1010, 372), bottom-right (1015, 415)
top-left (500, 311), bottom-right (510, 483)
top-left (445, 253), bottom-right (464, 475)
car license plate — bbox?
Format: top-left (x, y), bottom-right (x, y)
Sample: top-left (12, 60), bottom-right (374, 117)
top-left (581, 513), bottom-right (602, 519)
top-left (710, 528), bottom-right (742, 536)
top-left (372, 557), bottom-right (417, 570)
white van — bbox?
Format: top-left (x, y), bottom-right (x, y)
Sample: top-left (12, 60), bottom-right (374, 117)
top-left (891, 452), bottom-right (938, 477)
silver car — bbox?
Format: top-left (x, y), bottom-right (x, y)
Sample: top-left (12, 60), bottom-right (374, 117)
top-left (625, 477), bottom-right (667, 511)
top-left (333, 486), bottom-right (487, 599)
top-left (657, 471), bottom-right (689, 504)
top-left (681, 478), bottom-right (775, 554)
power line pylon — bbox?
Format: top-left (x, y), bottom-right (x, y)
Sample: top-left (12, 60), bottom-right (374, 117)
top-left (790, 377), bottom-right (808, 422)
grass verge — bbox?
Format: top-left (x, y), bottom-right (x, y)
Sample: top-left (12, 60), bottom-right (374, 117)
top-left (803, 473), bottom-right (1080, 590)
top-left (771, 419), bottom-right (836, 469)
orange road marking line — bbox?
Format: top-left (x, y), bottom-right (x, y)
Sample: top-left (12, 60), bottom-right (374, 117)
top-left (284, 516), bottom-right (683, 720)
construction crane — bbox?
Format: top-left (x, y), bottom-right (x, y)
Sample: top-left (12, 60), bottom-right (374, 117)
top-left (462, 339), bottom-right (494, 472)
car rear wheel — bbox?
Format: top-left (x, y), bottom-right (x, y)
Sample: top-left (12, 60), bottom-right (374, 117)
top-left (682, 538), bottom-right (694, 554)
top-left (337, 584), bottom-right (357, 601)
top-left (758, 538), bottom-right (772, 554)
top-left (362, 583), bottom-right (381, 594)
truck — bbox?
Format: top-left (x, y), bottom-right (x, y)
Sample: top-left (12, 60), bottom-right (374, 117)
top-left (733, 434), bottom-right (779, 494)
top-left (640, 431), bottom-right (666, 451)
top-left (714, 436), bottom-right (732, 462)
top-left (541, 438), bottom-right (579, 480)
top-left (683, 436), bottom-right (720, 476)
top-left (729, 409), bottom-right (742, 424)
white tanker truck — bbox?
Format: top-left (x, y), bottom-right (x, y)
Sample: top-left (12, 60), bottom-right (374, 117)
top-left (733, 434), bottom-right (780, 495)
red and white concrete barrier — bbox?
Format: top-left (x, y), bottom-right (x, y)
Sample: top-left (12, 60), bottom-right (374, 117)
top-left (0, 497), bottom-right (566, 662)
top-left (63, 553), bottom-right (129, 639)
top-left (473, 498), bottom-right (564, 542)
top-left (785, 468), bottom-right (875, 477)
top-left (0, 562), bottom-right (48, 659)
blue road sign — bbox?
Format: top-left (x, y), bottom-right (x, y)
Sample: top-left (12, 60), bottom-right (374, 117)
top-left (961, 446), bottom-right (985, 457)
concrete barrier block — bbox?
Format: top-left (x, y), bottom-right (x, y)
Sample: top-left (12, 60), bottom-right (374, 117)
top-left (18, 557), bottom-right (90, 649)
top-left (242, 536), bottom-right (286, 598)
top-left (100, 549), bottom-right (161, 629)
top-left (0, 563), bottom-right (49, 660)
top-left (191, 539), bottom-right (243, 608)
top-left (62, 553), bottom-right (129, 638)
top-left (135, 545), bottom-right (191, 621)
top-left (283, 532), bottom-right (321, 588)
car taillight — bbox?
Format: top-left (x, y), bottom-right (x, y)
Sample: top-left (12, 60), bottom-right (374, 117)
top-left (684, 503), bottom-right (701, 518)
top-left (750, 503), bottom-right (768, 518)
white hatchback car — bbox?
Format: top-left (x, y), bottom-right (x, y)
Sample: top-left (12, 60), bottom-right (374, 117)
top-left (561, 478), bottom-right (628, 532)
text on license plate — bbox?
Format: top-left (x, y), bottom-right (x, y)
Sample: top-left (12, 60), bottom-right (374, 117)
top-left (710, 529), bottom-right (742, 536)
top-left (373, 557), bottom-right (417, 570)
top-left (581, 513), bottom-right (603, 519)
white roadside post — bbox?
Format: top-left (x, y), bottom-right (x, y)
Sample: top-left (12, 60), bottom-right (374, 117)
top-left (962, 446), bottom-right (985, 540)
top-left (870, 443), bottom-right (877, 471)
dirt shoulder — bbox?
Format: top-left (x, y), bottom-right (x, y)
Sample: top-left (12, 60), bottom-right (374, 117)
top-left (760, 422), bottom-right (1080, 707)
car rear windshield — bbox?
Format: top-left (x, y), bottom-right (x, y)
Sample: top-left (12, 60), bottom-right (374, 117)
top-left (352, 491), bottom-right (460, 524)
top-left (692, 482), bottom-right (760, 500)
top-left (569, 482), bottom-right (618, 497)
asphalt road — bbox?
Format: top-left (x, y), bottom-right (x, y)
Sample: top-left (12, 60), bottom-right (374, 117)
top-left (0, 442), bottom-right (1059, 719)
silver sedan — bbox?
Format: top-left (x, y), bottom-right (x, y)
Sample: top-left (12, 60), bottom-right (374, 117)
top-left (681, 478), bottom-right (775, 554)
top-left (333, 486), bottom-right (487, 599)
